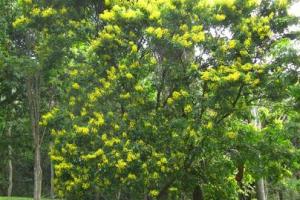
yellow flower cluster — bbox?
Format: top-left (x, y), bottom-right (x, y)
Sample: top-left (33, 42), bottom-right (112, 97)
top-left (73, 125), bottom-right (89, 135)
top-left (65, 143), bottom-right (77, 155)
top-left (50, 129), bottom-right (66, 136)
top-left (224, 71), bottom-right (241, 81)
top-left (88, 88), bottom-right (103, 102)
top-left (69, 69), bottom-right (78, 77)
top-left (149, 190), bottom-right (159, 197)
top-left (167, 90), bottom-right (189, 105)
top-left (184, 104), bottom-right (193, 113)
top-left (116, 159), bottom-right (127, 170)
top-left (100, 10), bottom-right (115, 21)
top-left (81, 149), bottom-right (104, 160)
top-left (41, 7), bottom-right (57, 18)
top-left (201, 69), bottom-right (220, 82)
top-left (215, 14), bottom-right (226, 21)
top-left (72, 82), bottom-right (80, 90)
top-left (226, 131), bottom-right (237, 139)
top-left (55, 162), bottom-right (73, 176)
top-left (228, 40), bottom-right (237, 49)
top-left (206, 121), bottom-right (213, 129)
top-left (40, 108), bottom-right (59, 126)
top-left (88, 112), bottom-right (105, 127)
top-left (197, 0), bottom-right (235, 9)
top-left (120, 92), bottom-right (131, 99)
top-left (31, 8), bottom-right (41, 16)
top-left (127, 151), bottom-right (138, 162)
top-left (101, 133), bottom-right (121, 147)
top-left (13, 15), bottom-right (31, 28)
top-left (145, 26), bottom-right (169, 39)
top-left (127, 173), bottom-right (137, 180)
top-left (121, 8), bottom-right (143, 20)
top-left (107, 66), bottom-right (117, 80)
top-left (125, 72), bottom-right (133, 79)
top-left (134, 84), bottom-right (144, 92)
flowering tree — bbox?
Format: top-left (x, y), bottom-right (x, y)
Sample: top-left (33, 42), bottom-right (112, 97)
top-left (27, 0), bottom-right (299, 199)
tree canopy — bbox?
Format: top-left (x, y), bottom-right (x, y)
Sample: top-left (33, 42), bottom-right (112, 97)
top-left (0, 0), bottom-right (300, 199)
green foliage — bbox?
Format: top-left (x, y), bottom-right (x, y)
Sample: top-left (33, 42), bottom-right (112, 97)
top-left (32, 0), bottom-right (299, 199)
top-left (1, 0), bottom-right (299, 199)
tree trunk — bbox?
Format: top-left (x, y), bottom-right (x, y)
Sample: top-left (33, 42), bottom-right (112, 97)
top-left (7, 125), bottom-right (13, 196)
top-left (256, 178), bottom-right (266, 200)
top-left (50, 142), bottom-right (55, 199)
top-left (193, 185), bottom-right (204, 200)
top-left (34, 142), bottom-right (42, 200)
top-left (278, 190), bottom-right (284, 200)
top-left (236, 163), bottom-right (246, 200)
top-left (251, 107), bottom-right (266, 200)
top-left (26, 75), bottom-right (42, 200)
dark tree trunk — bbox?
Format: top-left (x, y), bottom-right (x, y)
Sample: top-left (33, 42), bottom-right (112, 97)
top-left (7, 125), bottom-right (13, 196)
top-left (27, 74), bottom-right (42, 200)
top-left (193, 185), bottom-right (204, 200)
top-left (278, 190), bottom-right (284, 200)
top-left (50, 142), bottom-right (55, 199)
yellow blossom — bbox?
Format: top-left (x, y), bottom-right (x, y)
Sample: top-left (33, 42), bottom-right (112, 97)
top-left (125, 73), bottom-right (133, 79)
top-left (31, 8), bottom-right (41, 16)
top-left (145, 26), bottom-right (155, 34)
top-left (184, 104), bottom-right (193, 113)
top-left (172, 91), bottom-right (181, 100)
top-left (127, 152), bottom-right (137, 162)
top-left (149, 10), bottom-right (161, 20)
top-left (107, 67), bottom-right (117, 80)
top-left (191, 32), bottom-right (205, 43)
top-left (201, 71), bottom-right (211, 81)
top-left (225, 71), bottom-right (241, 81)
top-left (127, 173), bottom-right (137, 180)
top-left (72, 82), bottom-right (80, 90)
top-left (150, 190), bottom-right (159, 197)
top-left (101, 134), bottom-right (107, 142)
top-left (167, 98), bottom-right (174, 105)
top-left (252, 79), bottom-right (260, 86)
top-left (116, 159), bottom-right (127, 170)
top-left (129, 121), bottom-right (135, 129)
top-left (206, 121), bottom-right (213, 129)
top-left (122, 9), bottom-right (142, 20)
top-left (131, 44), bottom-right (138, 52)
top-left (89, 112), bottom-right (105, 127)
top-left (240, 50), bottom-right (248, 56)
top-left (244, 38), bottom-right (252, 48)
top-left (120, 92), bottom-right (131, 99)
top-left (134, 84), bottom-right (144, 92)
top-left (60, 7), bottom-right (67, 14)
top-left (226, 131), bottom-right (237, 139)
top-left (69, 69), bottom-right (78, 76)
top-left (82, 183), bottom-right (90, 189)
top-left (41, 8), bottom-right (56, 17)
top-left (13, 16), bottom-right (31, 27)
top-left (74, 125), bottom-right (89, 135)
top-left (215, 14), bottom-right (226, 21)
top-left (228, 40), bottom-right (236, 49)
top-left (100, 10), bottom-right (115, 21)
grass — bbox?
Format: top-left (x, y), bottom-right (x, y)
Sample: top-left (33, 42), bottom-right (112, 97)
top-left (0, 197), bottom-right (51, 200)
top-left (0, 198), bottom-right (31, 200)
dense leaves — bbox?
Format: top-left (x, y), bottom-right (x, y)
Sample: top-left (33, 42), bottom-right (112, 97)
top-left (1, 0), bottom-right (299, 199)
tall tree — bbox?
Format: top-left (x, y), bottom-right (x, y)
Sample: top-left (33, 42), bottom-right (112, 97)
top-left (46, 0), bottom-right (300, 199)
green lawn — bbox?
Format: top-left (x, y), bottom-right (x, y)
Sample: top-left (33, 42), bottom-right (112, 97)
top-left (0, 197), bottom-right (51, 200)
